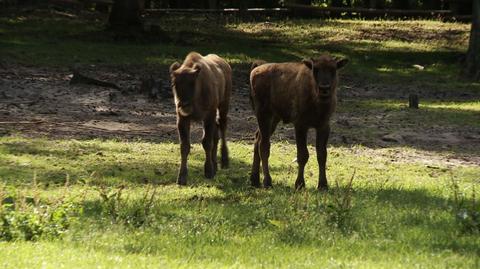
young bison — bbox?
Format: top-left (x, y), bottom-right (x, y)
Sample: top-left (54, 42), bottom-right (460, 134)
top-left (170, 52), bottom-right (232, 185)
top-left (249, 55), bottom-right (348, 190)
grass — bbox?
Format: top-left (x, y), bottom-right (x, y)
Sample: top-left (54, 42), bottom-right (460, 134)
top-left (1, 9), bottom-right (480, 268)
top-left (0, 136), bottom-right (479, 268)
top-left (337, 99), bottom-right (480, 128)
top-left (0, 12), bottom-right (475, 86)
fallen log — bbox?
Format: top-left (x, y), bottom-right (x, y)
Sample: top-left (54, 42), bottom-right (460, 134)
top-left (69, 71), bottom-right (121, 90)
top-left (285, 3), bottom-right (453, 19)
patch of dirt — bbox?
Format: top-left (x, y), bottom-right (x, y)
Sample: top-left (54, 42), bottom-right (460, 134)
top-left (0, 63), bottom-right (257, 142)
top-left (0, 63), bottom-right (478, 166)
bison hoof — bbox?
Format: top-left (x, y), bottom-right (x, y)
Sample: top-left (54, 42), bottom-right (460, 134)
top-left (250, 174), bottom-right (261, 188)
top-left (205, 170), bottom-right (215, 179)
top-left (177, 178), bottom-right (187, 186)
top-left (263, 177), bottom-right (273, 188)
top-left (295, 180), bottom-right (306, 190)
top-left (221, 157), bottom-right (229, 169)
top-left (203, 162), bottom-right (215, 179)
top-left (317, 184), bottom-right (329, 191)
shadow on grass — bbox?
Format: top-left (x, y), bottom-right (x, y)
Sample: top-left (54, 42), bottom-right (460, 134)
top-left (332, 99), bottom-right (480, 156)
top-left (75, 180), bottom-right (479, 257)
top-left (1, 10), bottom-right (472, 90)
top-left (0, 139), bottom-right (257, 187)
top-left (0, 12), bottom-right (299, 66)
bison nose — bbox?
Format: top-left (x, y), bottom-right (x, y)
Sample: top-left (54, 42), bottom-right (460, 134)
top-left (318, 84), bottom-right (331, 94)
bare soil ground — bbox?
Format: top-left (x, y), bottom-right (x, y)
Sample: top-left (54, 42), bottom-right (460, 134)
top-left (0, 63), bottom-right (478, 166)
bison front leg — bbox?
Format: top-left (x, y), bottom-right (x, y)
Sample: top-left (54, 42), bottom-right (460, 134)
top-left (202, 117), bottom-right (216, 179)
top-left (316, 125), bottom-right (330, 190)
top-left (294, 126), bottom-right (309, 190)
top-left (177, 117), bottom-right (191, 185)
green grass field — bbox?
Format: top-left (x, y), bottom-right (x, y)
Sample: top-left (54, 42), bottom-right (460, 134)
top-left (1, 9), bottom-right (479, 268)
top-left (0, 137), bottom-right (479, 268)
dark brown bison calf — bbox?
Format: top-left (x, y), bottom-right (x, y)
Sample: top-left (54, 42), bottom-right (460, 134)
top-left (249, 55), bottom-right (348, 190)
top-left (170, 52), bottom-right (232, 185)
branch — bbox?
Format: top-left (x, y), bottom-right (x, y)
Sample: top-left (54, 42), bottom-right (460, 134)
top-left (70, 71), bottom-right (121, 90)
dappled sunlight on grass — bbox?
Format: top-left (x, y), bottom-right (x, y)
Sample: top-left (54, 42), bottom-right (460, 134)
top-left (0, 13), bottom-right (473, 89)
top-left (423, 101), bottom-right (480, 112)
top-left (338, 100), bottom-right (480, 128)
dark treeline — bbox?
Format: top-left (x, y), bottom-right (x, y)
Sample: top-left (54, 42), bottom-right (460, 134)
top-left (145, 0), bottom-right (472, 14)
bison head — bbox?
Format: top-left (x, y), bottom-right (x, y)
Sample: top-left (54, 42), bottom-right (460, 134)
top-left (170, 62), bottom-right (201, 116)
top-left (302, 55), bottom-right (348, 98)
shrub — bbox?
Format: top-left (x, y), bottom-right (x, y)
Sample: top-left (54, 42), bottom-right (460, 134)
top-left (0, 197), bottom-right (78, 241)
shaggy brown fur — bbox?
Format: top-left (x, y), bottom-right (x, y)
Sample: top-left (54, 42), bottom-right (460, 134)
top-left (249, 55), bottom-right (348, 190)
top-left (170, 52), bottom-right (232, 185)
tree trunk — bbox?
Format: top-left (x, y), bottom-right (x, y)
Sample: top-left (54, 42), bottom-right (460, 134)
top-left (367, 0), bottom-right (386, 9)
top-left (108, 0), bottom-right (143, 30)
top-left (289, 0), bottom-right (312, 5)
top-left (168, 0), bottom-right (190, 8)
top-left (331, 0), bottom-right (343, 7)
top-left (465, 0), bottom-right (480, 79)
top-left (207, 0), bottom-right (218, 9)
top-left (424, 0), bottom-right (442, 10)
top-left (392, 0), bottom-right (409, 9)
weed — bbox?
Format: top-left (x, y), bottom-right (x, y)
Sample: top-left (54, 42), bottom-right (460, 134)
top-left (119, 184), bottom-right (158, 227)
top-left (95, 183), bottom-right (125, 222)
top-left (451, 177), bottom-right (480, 234)
top-left (94, 181), bottom-right (158, 227)
top-left (0, 173), bottom-right (79, 241)
top-left (325, 169), bottom-right (356, 233)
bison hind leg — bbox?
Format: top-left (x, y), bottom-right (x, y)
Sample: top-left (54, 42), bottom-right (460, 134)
top-left (250, 129), bottom-right (261, 188)
top-left (213, 123), bottom-right (219, 174)
top-left (218, 108), bottom-right (229, 169)
top-left (221, 142), bottom-right (229, 169)
top-left (202, 118), bottom-right (216, 179)
top-left (260, 116), bottom-right (280, 189)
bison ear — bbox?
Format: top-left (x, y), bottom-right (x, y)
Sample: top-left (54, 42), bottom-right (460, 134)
top-left (251, 60), bottom-right (267, 71)
top-left (302, 58), bottom-right (314, 70)
top-left (170, 62), bottom-right (181, 73)
top-left (336, 58), bottom-right (349, 69)
top-left (189, 64), bottom-right (201, 76)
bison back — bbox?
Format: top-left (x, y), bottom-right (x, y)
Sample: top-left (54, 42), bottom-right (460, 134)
top-left (250, 63), bottom-right (313, 123)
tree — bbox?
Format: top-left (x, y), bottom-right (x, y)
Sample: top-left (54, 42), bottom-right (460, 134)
top-left (365, 0), bottom-right (386, 9)
top-left (331, 0), bottom-right (344, 7)
top-left (424, 0), bottom-right (442, 10)
top-left (108, 0), bottom-right (143, 30)
top-left (465, 0), bottom-right (480, 79)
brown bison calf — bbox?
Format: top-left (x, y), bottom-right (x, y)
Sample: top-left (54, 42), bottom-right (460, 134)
top-left (249, 55), bottom-right (348, 190)
top-left (170, 52), bottom-right (232, 185)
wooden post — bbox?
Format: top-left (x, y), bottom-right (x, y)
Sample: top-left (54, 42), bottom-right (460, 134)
top-left (409, 94), bottom-right (419, 109)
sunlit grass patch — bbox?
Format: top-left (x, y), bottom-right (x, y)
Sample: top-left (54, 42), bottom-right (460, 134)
top-left (0, 14), bottom-right (473, 89)
top-left (338, 100), bottom-right (480, 128)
